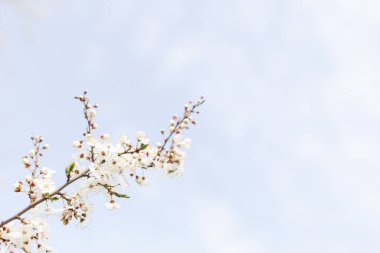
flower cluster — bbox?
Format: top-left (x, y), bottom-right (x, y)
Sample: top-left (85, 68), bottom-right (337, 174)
top-left (14, 135), bottom-right (54, 202)
top-left (0, 215), bottom-right (52, 253)
top-left (0, 91), bottom-right (204, 253)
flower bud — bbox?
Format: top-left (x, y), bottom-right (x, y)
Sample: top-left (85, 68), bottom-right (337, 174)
top-left (73, 140), bottom-right (82, 148)
top-left (22, 157), bottom-right (29, 165)
top-left (100, 134), bottom-right (110, 141)
top-left (89, 109), bottom-right (96, 117)
top-left (40, 167), bottom-right (48, 175)
top-left (25, 175), bottom-right (32, 184)
top-left (13, 181), bottom-right (22, 192)
top-left (29, 150), bottom-right (35, 158)
top-left (135, 176), bottom-right (148, 185)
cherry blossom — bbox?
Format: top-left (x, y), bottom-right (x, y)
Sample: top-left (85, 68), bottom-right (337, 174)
top-left (0, 91), bottom-right (204, 253)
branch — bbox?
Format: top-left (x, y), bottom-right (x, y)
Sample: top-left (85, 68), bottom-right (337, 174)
top-left (0, 169), bottom-right (90, 228)
top-left (0, 91), bottom-right (205, 253)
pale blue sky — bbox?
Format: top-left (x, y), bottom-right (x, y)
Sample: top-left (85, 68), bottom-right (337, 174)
top-left (1, 1), bottom-right (380, 253)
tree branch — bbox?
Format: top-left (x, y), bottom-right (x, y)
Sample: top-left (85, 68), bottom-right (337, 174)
top-left (0, 168), bottom-right (90, 228)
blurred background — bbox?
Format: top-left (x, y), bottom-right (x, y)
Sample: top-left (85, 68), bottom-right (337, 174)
top-left (1, 0), bottom-right (380, 252)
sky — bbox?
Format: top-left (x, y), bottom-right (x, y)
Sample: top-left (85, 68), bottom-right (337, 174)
top-left (1, 0), bottom-right (380, 252)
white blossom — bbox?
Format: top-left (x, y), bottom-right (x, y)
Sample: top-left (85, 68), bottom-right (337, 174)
top-left (0, 93), bottom-right (204, 253)
top-left (34, 168), bottom-right (56, 194)
top-left (119, 134), bottom-right (130, 145)
top-left (136, 131), bottom-right (146, 141)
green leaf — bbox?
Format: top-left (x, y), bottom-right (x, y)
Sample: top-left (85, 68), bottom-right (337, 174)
top-left (69, 161), bottom-right (75, 171)
top-left (140, 143), bottom-right (149, 150)
top-left (111, 192), bottom-right (130, 198)
top-left (49, 195), bottom-right (60, 201)
top-left (65, 162), bottom-right (76, 175)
